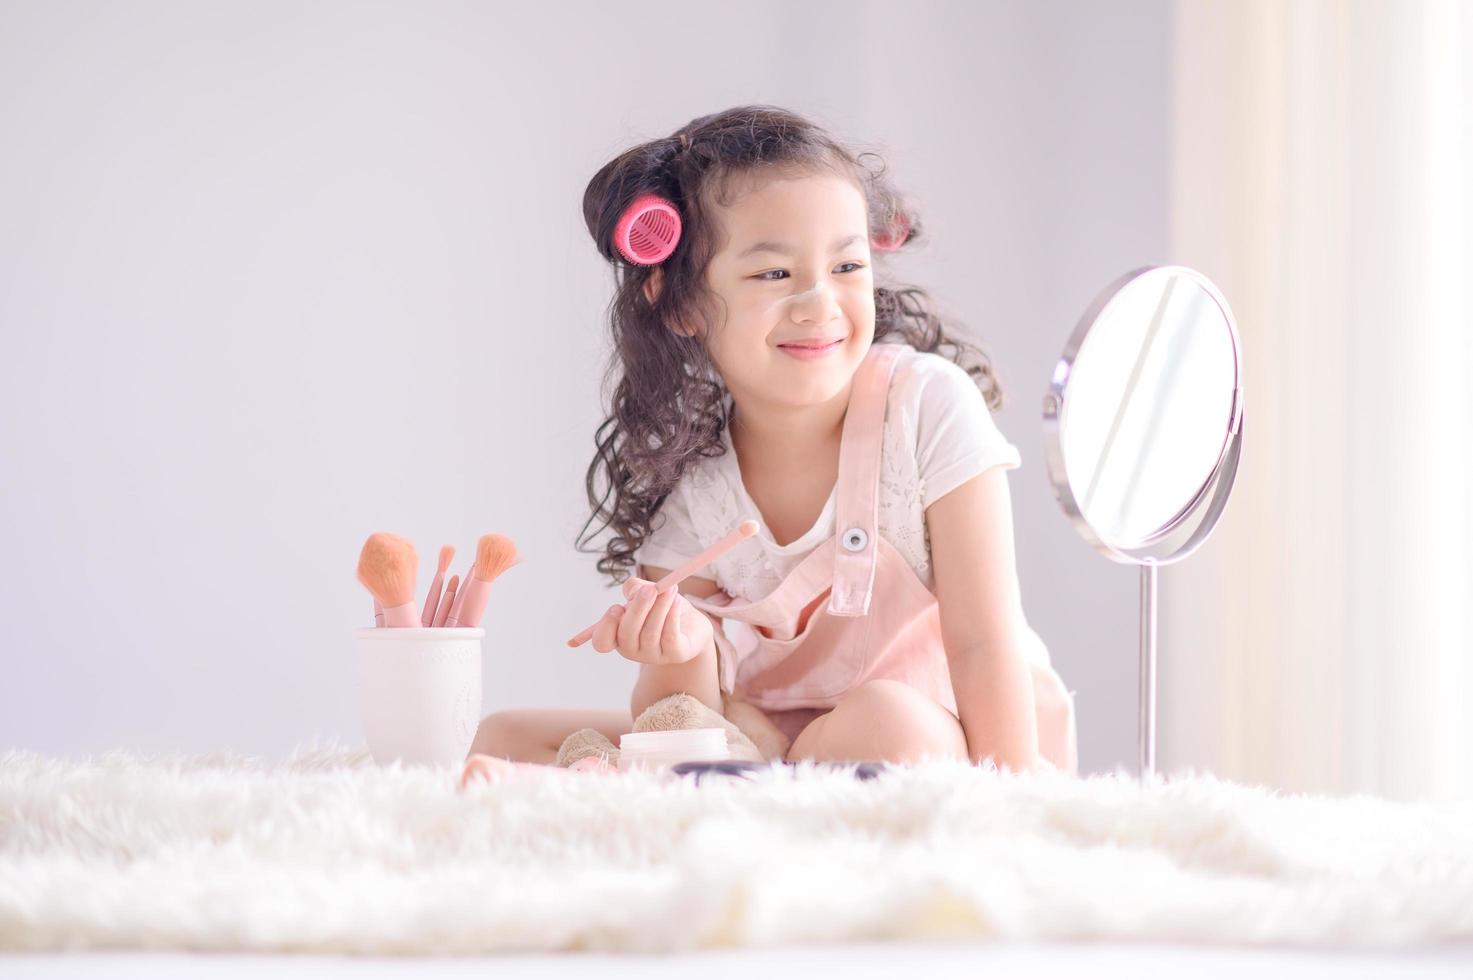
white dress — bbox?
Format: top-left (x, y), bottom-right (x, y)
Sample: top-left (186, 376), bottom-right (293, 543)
top-left (633, 345), bottom-right (1023, 600)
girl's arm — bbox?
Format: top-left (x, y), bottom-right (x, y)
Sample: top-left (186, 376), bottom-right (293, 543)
top-left (628, 564), bottom-right (724, 718)
top-left (925, 467), bottom-right (1042, 772)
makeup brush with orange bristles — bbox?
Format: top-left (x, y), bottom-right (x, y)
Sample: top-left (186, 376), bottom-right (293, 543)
top-left (356, 532), bottom-right (420, 628)
top-left (445, 533), bottom-right (519, 628)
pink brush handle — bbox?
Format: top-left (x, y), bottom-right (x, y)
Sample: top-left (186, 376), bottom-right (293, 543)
top-left (420, 571), bottom-right (446, 627)
top-left (379, 599), bottom-right (419, 628)
top-left (432, 575), bottom-right (459, 627)
top-left (565, 519), bottom-right (759, 648)
top-left (446, 563), bottom-right (472, 625)
top-left (447, 575), bottom-right (491, 628)
top-left (373, 597), bottom-right (384, 628)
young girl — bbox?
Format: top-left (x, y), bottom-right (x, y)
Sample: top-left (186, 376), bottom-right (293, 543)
top-left (469, 105), bottom-right (1077, 774)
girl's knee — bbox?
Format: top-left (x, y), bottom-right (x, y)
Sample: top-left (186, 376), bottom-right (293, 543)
top-left (808, 679), bottom-right (967, 763)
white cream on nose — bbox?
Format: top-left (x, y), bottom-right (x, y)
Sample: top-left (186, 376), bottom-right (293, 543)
top-left (764, 282), bottom-right (830, 318)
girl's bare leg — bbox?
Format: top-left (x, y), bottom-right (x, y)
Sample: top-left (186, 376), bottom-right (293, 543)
top-left (468, 708), bottom-right (632, 764)
top-left (460, 751), bottom-right (617, 789)
top-left (786, 679), bottom-right (967, 764)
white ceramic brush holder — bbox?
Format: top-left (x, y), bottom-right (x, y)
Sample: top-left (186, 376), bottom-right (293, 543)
top-left (355, 626), bottom-right (483, 766)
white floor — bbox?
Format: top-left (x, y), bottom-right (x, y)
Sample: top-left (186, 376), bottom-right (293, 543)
top-left (5, 941), bottom-right (1473, 979)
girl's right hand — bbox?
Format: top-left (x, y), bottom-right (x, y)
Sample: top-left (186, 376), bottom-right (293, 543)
top-left (588, 576), bottom-right (714, 666)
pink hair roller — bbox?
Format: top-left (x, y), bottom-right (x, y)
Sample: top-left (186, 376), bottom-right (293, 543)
top-left (614, 193), bottom-right (682, 265)
top-left (870, 212), bottom-right (911, 252)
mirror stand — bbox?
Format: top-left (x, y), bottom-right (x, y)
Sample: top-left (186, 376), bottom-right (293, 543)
top-left (1140, 562), bottom-right (1157, 777)
top-left (1042, 264), bottom-right (1244, 782)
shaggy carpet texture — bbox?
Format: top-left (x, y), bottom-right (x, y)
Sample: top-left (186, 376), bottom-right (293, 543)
top-left (1, 741), bottom-right (1471, 955)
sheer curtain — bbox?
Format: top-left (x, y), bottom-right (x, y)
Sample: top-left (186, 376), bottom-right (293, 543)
top-left (1161, 0), bottom-right (1471, 800)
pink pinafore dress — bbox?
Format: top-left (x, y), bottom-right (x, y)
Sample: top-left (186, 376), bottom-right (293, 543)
top-left (683, 342), bottom-right (1079, 773)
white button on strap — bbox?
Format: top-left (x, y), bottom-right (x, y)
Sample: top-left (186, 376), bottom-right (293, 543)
top-left (841, 527), bottom-right (868, 552)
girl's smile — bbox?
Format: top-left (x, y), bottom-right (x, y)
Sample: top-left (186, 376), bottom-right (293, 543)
top-left (777, 336), bottom-right (846, 360)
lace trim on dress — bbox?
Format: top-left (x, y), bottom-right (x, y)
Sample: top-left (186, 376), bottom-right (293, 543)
top-left (683, 460), bottom-right (787, 600)
top-left (878, 396), bottom-right (935, 593)
top-left (684, 378), bottom-right (936, 601)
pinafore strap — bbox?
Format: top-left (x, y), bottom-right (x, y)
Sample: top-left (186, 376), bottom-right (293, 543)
top-left (683, 342), bottom-right (903, 623)
top-left (828, 342), bottom-right (903, 616)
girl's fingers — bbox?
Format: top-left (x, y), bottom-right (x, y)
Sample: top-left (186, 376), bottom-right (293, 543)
top-left (640, 585), bottom-right (679, 661)
top-left (590, 604), bottom-right (624, 654)
top-left (616, 583), bottom-right (659, 657)
top-left (590, 577), bottom-right (648, 655)
top-left (660, 590), bottom-right (686, 659)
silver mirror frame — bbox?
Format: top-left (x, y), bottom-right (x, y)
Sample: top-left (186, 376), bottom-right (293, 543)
top-left (1041, 264), bottom-right (1244, 779)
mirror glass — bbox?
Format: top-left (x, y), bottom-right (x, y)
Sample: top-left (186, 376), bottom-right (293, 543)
top-left (1058, 268), bottom-right (1238, 549)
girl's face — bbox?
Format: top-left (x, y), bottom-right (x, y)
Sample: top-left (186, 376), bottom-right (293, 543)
top-left (696, 171), bottom-right (876, 412)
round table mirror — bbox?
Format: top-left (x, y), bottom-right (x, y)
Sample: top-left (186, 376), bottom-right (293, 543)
top-left (1042, 264), bottom-right (1244, 778)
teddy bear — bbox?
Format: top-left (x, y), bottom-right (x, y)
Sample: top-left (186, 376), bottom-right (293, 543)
top-left (556, 689), bottom-right (792, 768)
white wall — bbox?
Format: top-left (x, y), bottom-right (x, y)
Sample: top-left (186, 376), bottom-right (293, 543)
top-left (0, 0), bottom-right (1170, 773)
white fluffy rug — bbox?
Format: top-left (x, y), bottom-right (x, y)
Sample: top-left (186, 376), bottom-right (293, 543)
top-left (2, 741), bottom-right (1471, 955)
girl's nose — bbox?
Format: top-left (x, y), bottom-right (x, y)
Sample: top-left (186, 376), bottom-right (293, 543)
top-left (789, 279), bottom-right (841, 323)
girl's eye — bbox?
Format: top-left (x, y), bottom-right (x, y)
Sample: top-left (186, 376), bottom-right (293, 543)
top-left (754, 262), bottom-right (867, 282)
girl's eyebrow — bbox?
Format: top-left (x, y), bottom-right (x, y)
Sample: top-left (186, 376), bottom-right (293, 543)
top-left (738, 233), bottom-right (864, 258)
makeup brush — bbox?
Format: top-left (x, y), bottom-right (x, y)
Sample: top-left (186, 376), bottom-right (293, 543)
top-left (447, 533), bottom-right (520, 628)
top-left (420, 544), bottom-right (456, 627)
top-left (565, 519), bottom-right (759, 648)
top-left (356, 532), bottom-right (420, 627)
top-left (446, 561), bottom-right (473, 625)
top-left (432, 574), bottom-right (459, 627)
